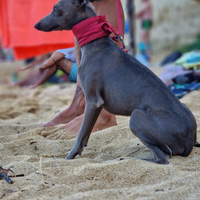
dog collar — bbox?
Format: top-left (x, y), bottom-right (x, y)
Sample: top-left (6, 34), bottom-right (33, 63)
top-left (72, 15), bottom-right (127, 52)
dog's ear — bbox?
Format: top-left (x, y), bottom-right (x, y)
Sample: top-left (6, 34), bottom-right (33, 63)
top-left (74, 0), bottom-right (102, 7)
top-left (89, 0), bottom-right (102, 2)
top-left (74, 0), bottom-right (89, 7)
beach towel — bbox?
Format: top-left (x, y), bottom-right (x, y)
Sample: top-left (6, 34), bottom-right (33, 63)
top-left (169, 82), bottom-right (200, 99)
top-left (175, 51), bottom-right (200, 70)
top-left (160, 51), bottom-right (182, 66)
top-left (0, 0), bottom-right (74, 60)
top-left (159, 65), bottom-right (191, 86)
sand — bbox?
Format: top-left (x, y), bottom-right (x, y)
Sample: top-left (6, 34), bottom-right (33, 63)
top-left (0, 61), bottom-right (200, 200)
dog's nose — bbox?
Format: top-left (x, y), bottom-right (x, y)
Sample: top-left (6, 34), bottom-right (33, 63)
top-left (34, 22), bottom-right (41, 30)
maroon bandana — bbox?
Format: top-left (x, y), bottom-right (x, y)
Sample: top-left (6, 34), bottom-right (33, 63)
top-left (72, 15), bottom-right (127, 52)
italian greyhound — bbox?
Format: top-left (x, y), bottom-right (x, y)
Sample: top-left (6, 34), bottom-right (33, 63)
top-left (35, 0), bottom-right (199, 164)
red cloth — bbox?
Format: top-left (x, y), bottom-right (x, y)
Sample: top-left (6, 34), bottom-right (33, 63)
top-left (72, 15), bottom-right (127, 53)
top-left (0, 0), bottom-right (74, 60)
top-left (72, 15), bottom-right (116, 47)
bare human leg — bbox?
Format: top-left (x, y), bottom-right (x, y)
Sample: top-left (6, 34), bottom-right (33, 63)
top-left (42, 50), bottom-right (85, 127)
top-left (13, 65), bottom-right (57, 88)
top-left (13, 50), bottom-right (67, 88)
top-left (13, 57), bottom-right (74, 88)
top-left (42, 108), bottom-right (117, 139)
top-left (17, 53), bottom-right (50, 72)
top-left (40, 0), bottom-right (124, 138)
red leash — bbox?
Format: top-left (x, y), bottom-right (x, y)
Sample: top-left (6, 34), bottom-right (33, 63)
top-left (117, 0), bottom-right (123, 37)
top-left (72, 15), bottom-right (127, 52)
top-left (117, 0), bottom-right (126, 50)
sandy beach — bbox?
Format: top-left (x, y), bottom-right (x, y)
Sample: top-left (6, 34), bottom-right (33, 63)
top-left (0, 61), bottom-right (200, 200)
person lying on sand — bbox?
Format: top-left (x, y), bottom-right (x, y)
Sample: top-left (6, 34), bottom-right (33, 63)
top-left (13, 48), bottom-right (77, 88)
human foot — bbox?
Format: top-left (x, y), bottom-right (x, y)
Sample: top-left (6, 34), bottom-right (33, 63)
top-left (42, 85), bottom-right (85, 127)
top-left (40, 110), bottom-right (117, 140)
top-left (39, 126), bottom-right (77, 140)
top-left (40, 115), bottom-right (83, 139)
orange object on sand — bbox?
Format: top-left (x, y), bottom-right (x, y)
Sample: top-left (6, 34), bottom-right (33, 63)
top-left (0, 0), bottom-right (74, 60)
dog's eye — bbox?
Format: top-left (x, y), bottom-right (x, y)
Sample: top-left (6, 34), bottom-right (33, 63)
top-left (53, 7), bottom-right (57, 12)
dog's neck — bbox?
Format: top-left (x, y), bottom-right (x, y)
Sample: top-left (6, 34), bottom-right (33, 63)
top-left (72, 15), bottom-right (122, 48)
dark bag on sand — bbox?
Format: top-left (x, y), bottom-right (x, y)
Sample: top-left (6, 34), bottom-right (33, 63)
top-left (160, 51), bottom-right (182, 66)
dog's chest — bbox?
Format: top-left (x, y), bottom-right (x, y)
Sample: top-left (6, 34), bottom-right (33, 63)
top-left (78, 61), bottom-right (103, 90)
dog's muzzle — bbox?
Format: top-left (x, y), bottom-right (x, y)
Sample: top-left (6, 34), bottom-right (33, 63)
top-left (34, 22), bottom-right (41, 30)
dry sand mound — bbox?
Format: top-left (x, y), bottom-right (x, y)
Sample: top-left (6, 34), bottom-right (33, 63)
top-left (0, 63), bottom-right (200, 200)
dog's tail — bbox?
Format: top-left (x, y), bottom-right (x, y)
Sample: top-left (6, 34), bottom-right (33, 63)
top-left (194, 129), bottom-right (200, 147)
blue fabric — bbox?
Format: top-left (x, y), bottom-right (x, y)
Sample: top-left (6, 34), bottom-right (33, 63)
top-left (125, 20), bottom-right (129, 33)
top-left (68, 63), bottom-right (77, 82)
top-left (175, 51), bottom-right (200, 65)
top-left (169, 82), bottom-right (200, 99)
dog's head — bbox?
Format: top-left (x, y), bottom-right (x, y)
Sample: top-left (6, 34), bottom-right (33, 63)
top-left (34, 0), bottom-right (101, 32)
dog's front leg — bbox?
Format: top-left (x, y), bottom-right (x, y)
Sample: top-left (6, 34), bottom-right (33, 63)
top-left (66, 102), bottom-right (102, 159)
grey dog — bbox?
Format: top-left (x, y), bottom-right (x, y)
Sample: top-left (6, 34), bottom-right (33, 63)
top-left (35, 0), bottom-right (199, 164)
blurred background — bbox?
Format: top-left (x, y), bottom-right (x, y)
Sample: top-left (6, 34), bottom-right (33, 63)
top-left (0, 0), bottom-right (200, 88)
top-left (127, 0), bottom-right (200, 52)
top-left (0, 1), bottom-right (200, 197)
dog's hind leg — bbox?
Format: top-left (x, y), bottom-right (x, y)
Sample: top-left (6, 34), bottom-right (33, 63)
top-left (140, 144), bottom-right (169, 164)
top-left (66, 102), bottom-right (102, 159)
top-left (129, 110), bottom-right (169, 164)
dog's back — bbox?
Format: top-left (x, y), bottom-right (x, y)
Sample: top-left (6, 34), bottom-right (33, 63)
top-left (80, 35), bottom-right (197, 163)
top-left (34, 0), bottom-right (198, 163)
